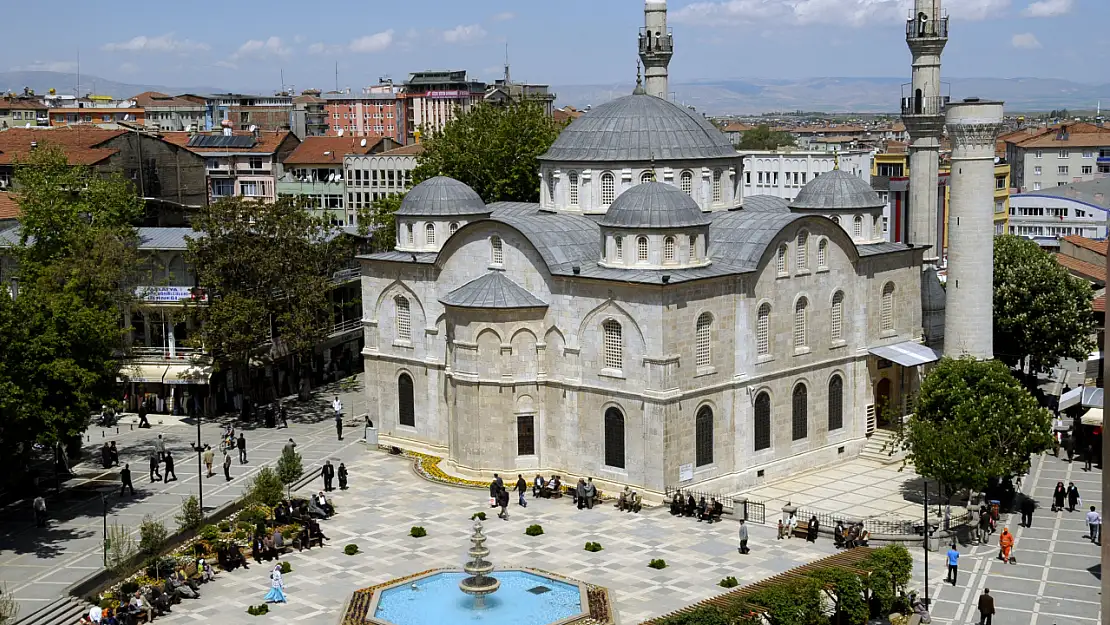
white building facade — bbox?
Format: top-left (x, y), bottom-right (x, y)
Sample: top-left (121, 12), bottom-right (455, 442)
top-left (741, 150), bottom-right (873, 203)
top-left (1008, 179), bottom-right (1110, 240)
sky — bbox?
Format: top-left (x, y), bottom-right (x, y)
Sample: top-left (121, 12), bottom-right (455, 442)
top-left (4, 0), bottom-right (1107, 93)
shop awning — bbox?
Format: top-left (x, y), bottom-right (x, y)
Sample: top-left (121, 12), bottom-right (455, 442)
top-left (1082, 408), bottom-right (1103, 426)
top-left (867, 342), bottom-right (941, 367)
top-left (1060, 386), bottom-right (1103, 411)
top-left (1060, 386), bottom-right (1083, 411)
top-left (163, 364), bottom-right (212, 385)
top-left (118, 364), bottom-right (168, 383)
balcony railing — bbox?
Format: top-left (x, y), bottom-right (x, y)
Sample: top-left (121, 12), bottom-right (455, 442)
top-left (638, 27), bottom-right (673, 56)
top-left (130, 346), bottom-right (204, 361)
top-left (901, 95), bottom-right (950, 117)
top-left (329, 318), bottom-right (362, 335)
top-left (906, 15), bottom-right (948, 40)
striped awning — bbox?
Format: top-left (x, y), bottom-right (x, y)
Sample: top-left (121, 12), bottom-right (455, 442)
top-left (868, 342), bottom-right (940, 367)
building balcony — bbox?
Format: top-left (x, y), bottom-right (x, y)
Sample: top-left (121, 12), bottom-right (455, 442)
top-left (129, 345), bottom-right (205, 363)
top-left (638, 27), bottom-right (673, 57)
top-left (906, 15), bottom-right (948, 41)
top-left (276, 180), bottom-right (345, 195)
top-left (901, 94), bottom-right (950, 118)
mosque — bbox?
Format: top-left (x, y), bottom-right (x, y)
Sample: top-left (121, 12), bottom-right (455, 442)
top-left (358, 0), bottom-right (949, 497)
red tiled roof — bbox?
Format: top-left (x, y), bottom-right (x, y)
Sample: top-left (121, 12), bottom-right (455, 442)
top-left (1062, 235), bottom-right (1108, 256)
top-left (160, 130), bottom-right (293, 154)
top-left (0, 127), bottom-right (124, 165)
top-left (0, 192), bottom-right (19, 220)
top-left (0, 99), bottom-right (47, 111)
top-left (130, 91), bottom-right (201, 108)
top-left (1055, 253), bottom-right (1107, 283)
top-left (1009, 123), bottom-right (1110, 149)
top-left (1094, 295), bottom-right (1105, 313)
top-left (723, 122), bottom-right (755, 132)
top-left (282, 135), bottom-right (384, 165)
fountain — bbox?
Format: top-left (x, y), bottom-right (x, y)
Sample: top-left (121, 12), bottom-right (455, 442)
top-left (458, 519), bottom-right (500, 607)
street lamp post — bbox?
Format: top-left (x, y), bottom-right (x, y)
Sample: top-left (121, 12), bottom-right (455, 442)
top-left (923, 481), bottom-right (930, 608)
top-left (196, 412), bottom-right (203, 517)
top-left (101, 494), bottom-right (109, 567)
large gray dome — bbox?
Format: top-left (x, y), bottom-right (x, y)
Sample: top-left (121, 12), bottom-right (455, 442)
top-left (396, 176), bottom-right (490, 217)
top-left (598, 182), bottom-right (712, 229)
top-left (789, 169), bottom-right (885, 211)
top-left (540, 94), bottom-right (737, 162)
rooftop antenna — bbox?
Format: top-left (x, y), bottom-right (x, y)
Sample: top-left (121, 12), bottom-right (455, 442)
top-left (75, 46), bottom-right (81, 98)
top-left (504, 43), bottom-right (511, 84)
top-left (335, 62), bottom-right (339, 93)
top-left (280, 68), bottom-right (285, 94)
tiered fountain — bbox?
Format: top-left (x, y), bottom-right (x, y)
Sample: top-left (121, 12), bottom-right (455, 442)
top-left (458, 519), bottom-right (500, 607)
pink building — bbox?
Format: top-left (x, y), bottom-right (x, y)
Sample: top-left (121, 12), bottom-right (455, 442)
top-left (163, 130), bottom-right (300, 204)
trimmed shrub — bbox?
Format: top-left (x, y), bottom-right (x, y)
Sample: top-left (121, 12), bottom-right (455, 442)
top-left (119, 581), bottom-right (139, 596)
top-left (279, 561), bottom-right (292, 574)
top-left (410, 526), bottom-right (427, 538)
top-left (648, 559), bottom-right (667, 570)
top-left (718, 576), bottom-right (739, 588)
top-left (247, 603), bottom-right (270, 616)
top-left (584, 542), bottom-right (603, 552)
top-left (524, 524), bottom-right (544, 536)
top-left (199, 524), bottom-right (220, 541)
top-left (145, 556), bottom-right (177, 579)
top-left (471, 512), bottom-right (487, 521)
top-left (217, 520), bottom-right (231, 532)
top-left (344, 544), bottom-right (359, 555)
top-left (138, 515), bottom-right (167, 557)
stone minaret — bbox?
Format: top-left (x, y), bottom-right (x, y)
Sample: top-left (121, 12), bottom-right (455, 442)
top-left (639, 0), bottom-right (672, 99)
top-left (902, 0), bottom-right (947, 263)
top-left (943, 99), bottom-right (1004, 360)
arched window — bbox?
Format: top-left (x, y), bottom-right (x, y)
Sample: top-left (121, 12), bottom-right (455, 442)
top-left (604, 407), bottom-right (625, 468)
top-left (680, 170), bottom-right (693, 195)
top-left (663, 236), bottom-right (676, 263)
top-left (881, 282), bottom-right (895, 332)
top-left (828, 375), bottom-right (844, 431)
top-left (688, 235), bottom-right (697, 261)
top-left (831, 291), bottom-right (844, 342)
top-left (757, 303), bottom-right (771, 356)
top-left (695, 406), bottom-right (713, 466)
top-left (601, 171), bottom-right (615, 206)
top-left (817, 238), bottom-right (828, 268)
top-left (547, 173), bottom-right (556, 206)
top-left (395, 296), bottom-right (411, 341)
top-left (425, 223), bottom-right (435, 246)
top-left (796, 231), bottom-right (809, 271)
top-left (602, 319), bottom-right (623, 370)
top-left (490, 235), bottom-right (504, 265)
top-left (568, 171), bottom-right (579, 206)
top-left (830, 215), bottom-right (840, 225)
top-left (712, 169), bottom-right (723, 203)
top-left (614, 236), bottom-right (623, 261)
top-left (853, 215), bottom-right (863, 238)
top-left (640, 171), bottom-right (655, 184)
top-left (754, 392), bottom-right (771, 451)
top-left (776, 243), bottom-right (788, 274)
top-left (792, 383), bottom-right (808, 441)
top-left (874, 215), bottom-right (882, 237)
top-left (794, 297), bottom-right (808, 348)
top-left (398, 373), bottom-right (415, 426)
top-left (637, 236), bottom-right (649, 262)
top-left (695, 313), bottom-right (712, 367)
top-left (449, 222), bottom-right (459, 235)
top-left (406, 223), bottom-right (414, 244)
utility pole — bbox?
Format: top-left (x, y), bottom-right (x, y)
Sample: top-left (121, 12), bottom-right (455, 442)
top-left (923, 481), bottom-right (930, 608)
top-left (197, 412), bottom-right (203, 517)
top-left (101, 494), bottom-right (108, 567)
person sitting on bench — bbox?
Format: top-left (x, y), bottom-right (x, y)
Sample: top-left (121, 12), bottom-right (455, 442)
top-left (845, 524), bottom-right (860, 548)
top-left (628, 491), bottom-right (642, 513)
top-left (695, 497), bottom-right (707, 521)
top-left (834, 520), bottom-right (846, 548)
top-left (533, 474), bottom-right (545, 498)
top-left (684, 494), bottom-right (697, 517)
top-left (699, 498), bottom-right (721, 523)
top-left (858, 526), bottom-right (871, 547)
top-left (670, 491), bottom-right (684, 515)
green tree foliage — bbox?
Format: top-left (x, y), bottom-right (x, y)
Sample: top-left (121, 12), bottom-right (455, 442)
top-left (106, 522), bottom-right (138, 574)
top-left (186, 196), bottom-right (355, 391)
top-left (276, 445), bottom-right (303, 495)
top-left (807, 567), bottom-right (867, 625)
top-left (737, 125), bottom-right (797, 151)
top-left (175, 495), bottom-right (203, 531)
top-left (357, 193), bottom-right (404, 252)
top-left (412, 101), bottom-right (562, 203)
top-left (902, 357), bottom-right (1053, 496)
top-left (993, 234), bottom-right (1095, 376)
top-left (247, 466), bottom-right (284, 509)
top-left (860, 545), bottom-right (913, 615)
top-left (138, 515), bottom-right (167, 557)
top-left (0, 146), bottom-right (141, 473)
top-left (746, 577), bottom-right (825, 625)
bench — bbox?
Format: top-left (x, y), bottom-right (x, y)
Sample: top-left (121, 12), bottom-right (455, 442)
top-left (662, 496), bottom-right (735, 520)
top-left (793, 521), bottom-right (810, 539)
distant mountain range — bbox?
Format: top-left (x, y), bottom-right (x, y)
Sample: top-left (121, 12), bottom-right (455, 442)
top-left (3, 70), bottom-right (1107, 116)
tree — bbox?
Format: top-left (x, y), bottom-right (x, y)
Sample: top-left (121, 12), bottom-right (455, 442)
top-left (994, 234), bottom-right (1095, 377)
top-left (358, 193), bottom-right (404, 253)
top-left (247, 466), bottom-right (284, 509)
top-left (901, 357), bottom-right (1053, 497)
top-left (186, 196), bottom-right (355, 398)
top-left (276, 445), bottom-right (304, 497)
top-left (138, 515), bottom-right (167, 557)
top-left (737, 125), bottom-right (796, 151)
top-left (412, 101), bottom-right (562, 203)
top-left (0, 146), bottom-right (141, 479)
top-left (175, 495), bottom-right (203, 531)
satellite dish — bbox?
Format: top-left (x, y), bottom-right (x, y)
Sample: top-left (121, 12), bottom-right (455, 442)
top-left (360, 138), bottom-right (367, 147)
top-left (337, 129), bottom-right (344, 137)
top-left (25, 123), bottom-right (31, 129)
top-left (249, 124), bottom-right (258, 132)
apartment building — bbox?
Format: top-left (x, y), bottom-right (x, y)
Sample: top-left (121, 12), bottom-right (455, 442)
top-left (0, 96), bottom-right (48, 129)
top-left (46, 96), bottom-right (146, 128)
top-left (179, 93), bottom-right (294, 133)
top-left (131, 92), bottom-right (206, 132)
top-left (323, 87), bottom-right (405, 144)
top-left (402, 70), bottom-right (486, 141)
top-left (1006, 123), bottom-right (1110, 192)
top-left (162, 130), bottom-right (300, 204)
top-left (277, 135), bottom-right (400, 225)
top-left (343, 143), bottom-right (422, 218)
top-left (742, 149), bottom-right (872, 202)
top-left (1008, 178), bottom-right (1109, 242)
top-left (292, 91), bottom-right (328, 139)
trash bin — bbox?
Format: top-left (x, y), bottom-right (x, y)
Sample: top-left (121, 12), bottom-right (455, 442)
top-left (363, 419), bottom-right (378, 447)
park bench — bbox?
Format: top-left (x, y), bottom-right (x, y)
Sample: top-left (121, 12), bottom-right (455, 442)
top-left (793, 520), bottom-right (810, 539)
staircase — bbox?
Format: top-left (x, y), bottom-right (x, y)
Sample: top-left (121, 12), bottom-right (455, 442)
top-left (859, 429), bottom-right (905, 464)
top-left (14, 596), bottom-right (90, 625)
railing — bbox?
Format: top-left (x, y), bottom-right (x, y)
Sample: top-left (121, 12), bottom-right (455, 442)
top-left (901, 95), bottom-right (950, 117)
top-left (664, 486), bottom-right (768, 524)
top-left (790, 507), bottom-right (972, 537)
top-left (638, 27), bottom-right (673, 55)
top-left (906, 15), bottom-right (949, 40)
top-left (129, 346), bottom-right (203, 361)
top-left (329, 317), bottom-right (362, 335)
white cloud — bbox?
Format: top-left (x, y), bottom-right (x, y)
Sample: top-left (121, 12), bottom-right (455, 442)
top-left (10, 60), bottom-right (78, 72)
top-left (491, 11), bottom-right (515, 21)
top-left (102, 33), bottom-right (209, 53)
top-left (232, 36), bottom-right (291, 60)
top-left (1011, 32), bottom-right (1042, 48)
top-left (442, 24), bottom-right (487, 44)
top-left (350, 30), bottom-right (395, 53)
top-left (673, 0), bottom-right (1009, 27)
top-left (215, 60), bottom-right (238, 70)
top-left (1022, 0), bottom-right (1072, 17)
top-left (118, 62), bottom-right (139, 74)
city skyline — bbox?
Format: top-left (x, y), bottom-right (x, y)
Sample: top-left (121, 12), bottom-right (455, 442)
top-left (4, 0), bottom-right (1106, 96)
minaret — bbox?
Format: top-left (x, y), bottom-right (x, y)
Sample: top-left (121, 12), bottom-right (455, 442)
top-left (902, 0), bottom-right (948, 263)
top-left (943, 99), bottom-right (1004, 360)
top-left (639, 0), bottom-right (672, 99)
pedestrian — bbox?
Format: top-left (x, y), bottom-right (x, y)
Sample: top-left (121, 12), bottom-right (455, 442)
top-left (1052, 481), bottom-right (1066, 512)
top-left (120, 463), bottom-right (135, 496)
top-left (154, 434), bottom-right (166, 462)
top-left (1064, 433), bottom-right (1074, 461)
top-left (787, 513), bottom-right (798, 539)
top-left (998, 527), bottom-right (1014, 564)
top-left (497, 486), bottom-right (510, 520)
top-left (1086, 505), bottom-right (1102, 544)
top-left (1020, 496), bottom-right (1036, 527)
top-left (33, 495), bottom-right (46, 527)
top-left (584, 478), bottom-right (597, 510)
top-left (283, 438), bottom-right (296, 455)
top-left (322, 460), bottom-right (335, 492)
top-left (806, 515), bottom-right (819, 542)
top-left (223, 450), bottom-right (233, 481)
top-left (279, 401), bottom-right (288, 429)
top-left (337, 462), bottom-right (348, 490)
top-left (237, 433), bottom-right (247, 464)
top-left (149, 451), bottom-right (162, 483)
top-left (332, 396), bottom-right (343, 440)
top-left (977, 588), bottom-right (995, 625)
top-left (1085, 440), bottom-right (1095, 471)
top-left (515, 474), bottom-right (528, 507)
top-left (264, 563), bottom-right (287, 603)
top-left (202, 445), bottom-right (215, 477)
top-left (777, 519), bottom-right (786, 540)
top-left (945, 543), bottom-right (959, 586)
top-left (108, 441), bottom-right (119, 467)
top-left (137, 402), bottom-right (150, 428)
top-left (489, 478), bottom-right (500, 509)
top-left (575, 479), bottom-right (586, 510)
top-left (163, 451), bottom-right (177, 482)
top-left (738, 519), bottom-right (750, 554)
top-left (101, 442), bottom-right (112, 469)
top-left (1067, 482), bottom-right (1081, 512)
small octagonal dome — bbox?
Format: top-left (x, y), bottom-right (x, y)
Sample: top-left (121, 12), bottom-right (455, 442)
top-left (396, 176), bottom-right (490, 217)
top-left (598, 182), bottom-right (712, 229)
top-left (789, 169), bottom-right (884, 211)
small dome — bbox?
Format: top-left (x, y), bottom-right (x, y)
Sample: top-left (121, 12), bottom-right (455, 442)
top-left (743, 195), bottom-right (790, 213)
top-left (598, 182), bottom-right (712, 229)
top-left (396, 176), bottom-right (490, 217)
top-left (789, 169), bottom-right (885, 211)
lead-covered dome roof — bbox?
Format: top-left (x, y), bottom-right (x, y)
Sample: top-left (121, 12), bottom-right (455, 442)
top-left (540, 94), bottom-right (737, 162)
top-left (598, 182), bottom-right (713, 229)
top-left (789, 169), bottom-right (885, 211)
top-left (396, 176), bottom-right (490, 217)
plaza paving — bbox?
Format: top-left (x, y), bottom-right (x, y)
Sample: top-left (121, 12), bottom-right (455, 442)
top-left (0, 378), bottom-right (369, 620)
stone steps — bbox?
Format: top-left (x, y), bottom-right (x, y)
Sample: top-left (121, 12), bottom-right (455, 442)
top-left (13, 596), bottom-right (90, 625)
top-left (859, 430), bottom-right (905, 465)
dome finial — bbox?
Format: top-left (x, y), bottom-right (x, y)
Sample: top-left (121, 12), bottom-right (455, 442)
top-left (633, 61), bottom-right (646, 96)
top-left (833, 151), bottom-right (840, 170)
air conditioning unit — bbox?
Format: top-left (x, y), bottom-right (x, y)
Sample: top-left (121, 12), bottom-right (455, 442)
top-left (0, 179), bottom-right (8, 189)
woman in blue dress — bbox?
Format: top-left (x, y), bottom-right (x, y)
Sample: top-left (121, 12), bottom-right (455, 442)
top-left (264, 564), bottom-right (287, 603)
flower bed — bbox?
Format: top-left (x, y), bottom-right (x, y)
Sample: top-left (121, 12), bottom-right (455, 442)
top-left (405, 450), bottom-right (609, 500)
